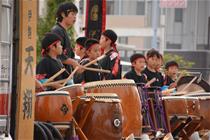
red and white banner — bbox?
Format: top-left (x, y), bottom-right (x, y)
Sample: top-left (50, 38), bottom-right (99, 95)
top-left (160, 0), bottom-right (187, 8)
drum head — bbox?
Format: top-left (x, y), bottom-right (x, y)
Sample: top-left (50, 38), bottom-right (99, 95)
top-left (177, 76), bottom-right (210, 92)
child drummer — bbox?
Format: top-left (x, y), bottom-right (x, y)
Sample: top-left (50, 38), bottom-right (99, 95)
top-left (74, 38), bottom-right (102, 84)
top-left (74, 36), bottom-right (88, 62)
top-left (36, 32), bottom-right (67, 90)
top-left (99, 29), bottom-right (121, 80)
top-left (164, 60), bottom-right (179, 89)
top-left (124, 53), bottom-right (147, 84)
top-left (143, 49), bottom-right (164, 87)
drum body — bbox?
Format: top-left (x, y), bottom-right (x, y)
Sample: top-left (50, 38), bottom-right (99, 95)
top-left (184, 93), bottom-right (210, 129)
top-left (84, 79), bottom-right (142, 137)
top-left (75, 94), bottom-right (123, 140)
top-left (163, 96), bottom-right (200, 116)
top-left (177, 76), bottom-right (210, 92)
top-left (35, 91), bottom-right (72, 122)
top-left (57, 84), bottom-right (84, 99)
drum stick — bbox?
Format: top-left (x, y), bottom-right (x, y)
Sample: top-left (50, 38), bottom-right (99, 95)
top-left (42, 79), bottom-right (66, 87)
top-left (173, 91), bottom-right (187, 96)
top-left (175, 72), bottom-right (184, 84)
top-left (145, 78), bottom-right (156, 87)
top-left (162, 88), bottom-right (176, 95)
top-left (180, 76), bottom-right (197, 92)
top-left (62, 68), bottom-right (77, 86)
top-left (44, 68), bottom-right (66, 84)
top-left (72, 117), bottom-right (88, 140)
top-left (62, 55), bottom-right (106, 86)
top-left (80, 66), bottom-right (110, 74)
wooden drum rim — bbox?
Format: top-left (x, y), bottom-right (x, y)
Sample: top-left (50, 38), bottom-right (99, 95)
top-left (36, 91), bottom-right (69, 97)
top-left (84, 79), bottom-right (136, 90)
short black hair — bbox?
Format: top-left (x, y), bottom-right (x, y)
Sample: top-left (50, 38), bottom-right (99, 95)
top-left (41, 32), bottom-right (62, 56)
top-left (146, 48), bottom-right (160, 58)
top-left (76, 37), bottom-right (88, 47)
top-left (165, 61), bottom-right (179, 70)
top-left (130, 53), bottom-right (145, 63)
top-left (102, 29), bottom-right (117, 43)
top-left (85, 38), bottom-right (99, 50)
top-left (56, 2), bottom-right (78, 22)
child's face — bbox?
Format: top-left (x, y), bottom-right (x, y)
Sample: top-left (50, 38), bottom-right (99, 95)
top-left (167, 66), bottom-right (179, 77)
top-left (147, 55), bottom-right (159, 69)
top-left (155, 57), bottom-right (163, 71)
top-left (74, 44), bottom-right (86, 57)
top-left (132, 58), bottom-right (145, 72)
top-left (87, 44), bottom-right (100, 60)
top-left (55, 41), bottom-right (63, 55)
top-left (99, 35), bottom-right (111, 50)
top-left (63, 11), bottom-right (77, 26)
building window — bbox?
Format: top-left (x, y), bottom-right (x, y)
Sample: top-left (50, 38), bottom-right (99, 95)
top-left (107, 0), bottom-right (145, 15)
top-left (174, 8), bottom-right (183, 22)
top-left (118, 37), bottom-right (128, 44)
top-left (136, 1), bottom-right (145, 15)
top-left (197, 44), bottom-right (209, 50)
top-left (166, 43), bottom-right (181, 49)
top-left (106, 0), bottom-right (119, 15)
top-left (127, 50), bottom-right (134, 58)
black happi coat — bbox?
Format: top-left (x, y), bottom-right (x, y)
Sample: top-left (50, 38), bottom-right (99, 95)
top-left (142, 67), bottom-right (164, 87)
top-left (99, 49), bottom-right (121, 80)
top-left (73, 58), bottom-right (102, 84)
top-left (124, 67), bottom-right (147, 84)
top-left (51, 23), bottom-right (75, 73)
top-left (36, 55), bottom-right (67, 81)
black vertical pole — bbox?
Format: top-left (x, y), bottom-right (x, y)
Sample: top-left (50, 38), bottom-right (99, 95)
top-left (10, 0), bottom-right (19, 138)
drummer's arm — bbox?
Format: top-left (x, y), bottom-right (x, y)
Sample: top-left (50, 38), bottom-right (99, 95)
top-left (51, 83), bottom-right (63, 89)
top-left (35, 79), bottom-right (44, 92)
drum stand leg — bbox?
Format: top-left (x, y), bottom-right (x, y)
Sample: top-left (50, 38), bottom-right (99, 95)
top-left (72, 97), bottom-right (82, 114)
top-left (148, 98), bottom-right (158, 131)
top-left (72, 97), bottom-right (96, 140)
top-left (78, 97), bottom-right (95, 129)
top-left (153, 92), bottom-right (169, 133)
top-left (172, 116), bottom-right (192, 138)
top-left (72, 118), bottom-right (88, 140)
top-left (138, 87), bottom-right (155, 131)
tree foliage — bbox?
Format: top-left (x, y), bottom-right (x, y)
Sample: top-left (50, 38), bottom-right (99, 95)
top-left (37, 0), bottom-right (75, 62)
top-left (163, 53), bottom-right (194, 68)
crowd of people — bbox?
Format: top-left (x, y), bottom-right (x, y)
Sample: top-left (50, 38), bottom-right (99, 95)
top-left (35, 2), bottom-right (179, 93)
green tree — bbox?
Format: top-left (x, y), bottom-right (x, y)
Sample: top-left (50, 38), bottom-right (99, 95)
top-left (163, 53), bottom-right (195, 76)
top-left (37, 0), bottom-right (75, 62)
top-left (164, 53), bottom-right (194, 68)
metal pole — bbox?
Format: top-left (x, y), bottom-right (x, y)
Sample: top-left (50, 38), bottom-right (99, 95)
top-left (194, 0), bottom-right (198, 50)
top-left (208, 17), bottom-right (210, 49)
top-left (151, 0), bottom-right (159, 50)
top-left (8, 0), bottom-right (14, 135)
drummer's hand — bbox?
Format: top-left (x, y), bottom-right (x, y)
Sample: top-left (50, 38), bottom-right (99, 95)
top-left (35, 79), bottom-right (44, 92)
top-left (169, 82), bottom-right (177, 89)
top-left (63, 58), bottom-right (79, 69)
top-left (53, 83), bottom-right (63, 89)
top-left (76, 65), bottom-right (85, 74)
